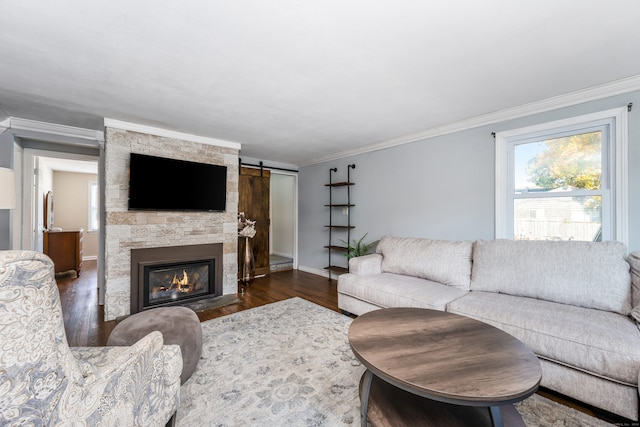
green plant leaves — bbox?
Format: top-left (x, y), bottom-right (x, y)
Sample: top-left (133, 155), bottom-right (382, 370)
top-left (339, 233), bottom-right (379, 259)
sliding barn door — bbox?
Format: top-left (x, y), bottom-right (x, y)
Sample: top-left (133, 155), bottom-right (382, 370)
top-left (238, 167), bottom-right (270, 276)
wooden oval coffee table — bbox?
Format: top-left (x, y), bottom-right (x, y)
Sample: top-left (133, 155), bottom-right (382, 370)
top-left (348, 308), bottom-right (542, 427)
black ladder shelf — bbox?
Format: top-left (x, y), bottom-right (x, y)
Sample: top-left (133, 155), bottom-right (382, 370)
top-left (325, 164), bottom-right (355, 280)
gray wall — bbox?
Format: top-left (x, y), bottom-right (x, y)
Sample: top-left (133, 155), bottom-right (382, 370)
top-left (298, 90), bottom-right (640, 272)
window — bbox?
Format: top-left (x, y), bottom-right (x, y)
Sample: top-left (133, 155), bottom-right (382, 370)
top-left (496, 108), bottom-right (628, 244)
top-left (88, 181), bottom-right (99, 232)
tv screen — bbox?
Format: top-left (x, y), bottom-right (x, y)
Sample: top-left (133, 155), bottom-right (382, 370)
top-left (128, 153), bottom-right (227, 212)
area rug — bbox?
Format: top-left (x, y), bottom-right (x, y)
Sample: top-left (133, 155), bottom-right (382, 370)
top-left (176, 297), bottom-right (613, 426)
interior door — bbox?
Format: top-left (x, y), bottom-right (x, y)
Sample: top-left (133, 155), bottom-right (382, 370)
top-left (238, 167), bottom-right (270, 276)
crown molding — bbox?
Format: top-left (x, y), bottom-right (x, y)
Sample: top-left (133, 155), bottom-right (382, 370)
top-left (0, 117), bottom-right (104, 142)
top-left (301, 74), bottom-right (640, 166)
top-left (104, 118), bottom-right (242, 150)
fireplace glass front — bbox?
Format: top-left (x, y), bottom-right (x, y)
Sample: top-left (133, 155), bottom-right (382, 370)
top-left (144, 259), bottom-right (214, 307)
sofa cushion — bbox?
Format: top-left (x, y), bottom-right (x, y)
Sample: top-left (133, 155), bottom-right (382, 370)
top-left (338, 272), bottom-right (468, 311)
top-left (471, 239), bottom-right (632, 315)
top-left (349, 253), bottom-right (383, 276)
top-left (376, 236), bottom-right (473, 290)
top-left (447, 292), bottom-right (640, 386)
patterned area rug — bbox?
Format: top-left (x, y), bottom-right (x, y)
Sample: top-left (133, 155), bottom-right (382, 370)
top-left (177, 297), bottom-right (613, 426)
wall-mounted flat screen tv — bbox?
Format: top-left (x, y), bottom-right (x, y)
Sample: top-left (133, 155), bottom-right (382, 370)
top-left (128, 153), bottom-right (227, 212)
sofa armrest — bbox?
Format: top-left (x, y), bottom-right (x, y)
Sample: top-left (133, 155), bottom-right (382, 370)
top-left (628, 251), bottom-right (640, 313)
top-left (73, 331), bottom-right (167, 382)
top-left (349, 253), bottom-right (383, 275)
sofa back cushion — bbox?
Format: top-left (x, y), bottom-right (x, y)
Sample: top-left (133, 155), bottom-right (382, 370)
top-left (377, 236), bottom-right (473, 290)
top-left (471, 239), bottom-right (632, 315)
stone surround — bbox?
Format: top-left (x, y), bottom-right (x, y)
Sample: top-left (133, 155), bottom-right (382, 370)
top-left (104, 127), bottom-right (239, 321)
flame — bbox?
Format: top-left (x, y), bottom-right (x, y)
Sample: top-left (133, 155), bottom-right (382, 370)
top-left (170, 270), bottom-right (193, 292)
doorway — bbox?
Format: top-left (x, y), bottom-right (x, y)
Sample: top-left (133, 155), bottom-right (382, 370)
top-left (22, 150), bottom-right (99, 253)
top-left (270, 172), bottom-right (297, 271)
top-left (21, 148), bottom-right (104, 303)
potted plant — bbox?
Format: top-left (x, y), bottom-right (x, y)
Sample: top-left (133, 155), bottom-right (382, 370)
top-left (340, 233), bottom-right (379, 260)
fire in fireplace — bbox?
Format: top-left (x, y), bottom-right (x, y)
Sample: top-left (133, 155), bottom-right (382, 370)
top-left (146, 260), bottom-right (213, 307)
top-left (131, 243), bottom-right (223, 314)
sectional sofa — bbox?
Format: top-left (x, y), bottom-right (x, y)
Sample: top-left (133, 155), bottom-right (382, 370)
top-left (337, 236), bottom-right (640, 421)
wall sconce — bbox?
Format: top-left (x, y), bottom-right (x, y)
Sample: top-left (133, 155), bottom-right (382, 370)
top-left (0, 167), bottom-right (16, 209)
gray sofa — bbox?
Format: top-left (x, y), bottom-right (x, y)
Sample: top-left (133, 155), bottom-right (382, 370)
top-left (338, 236), bottom-right (640, 421)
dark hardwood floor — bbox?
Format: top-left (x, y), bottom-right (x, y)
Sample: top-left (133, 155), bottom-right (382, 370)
top-left (56, 261), bottom-right (630, 425)
top-left (56, 260), bottom-right (114, 347)
top-left (56, 260), bottom-right (340, 348)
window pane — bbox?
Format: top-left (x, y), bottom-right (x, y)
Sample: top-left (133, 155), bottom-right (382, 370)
top-left (89, 182), bottom-right (99, 231)
top-left (514, 196), bottom-right (601, 241)
top-left (514, 131), bottom-right (602, 193)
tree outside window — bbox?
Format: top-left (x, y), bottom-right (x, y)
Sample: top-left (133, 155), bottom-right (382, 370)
top-left (513, 131), bottom-right (603, 241)
top-left (495, 107), bottom-right (628, 245)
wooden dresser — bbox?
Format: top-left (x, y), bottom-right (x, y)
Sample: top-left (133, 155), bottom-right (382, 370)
top-left (43, 229), bottom-right (83, 276)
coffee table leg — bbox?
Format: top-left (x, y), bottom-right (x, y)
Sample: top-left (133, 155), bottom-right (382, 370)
top-left (489, 406), bottom-right (504, 427)
top-left (360, 370), bottom-right (374, 427)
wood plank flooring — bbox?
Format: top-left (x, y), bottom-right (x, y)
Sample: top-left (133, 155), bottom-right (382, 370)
top-left (56, 260), bottom-right (114, 347)
top-left (56, 260), bottom-right (340, 347)
top-left (56, 261), bottom-right (630, 425)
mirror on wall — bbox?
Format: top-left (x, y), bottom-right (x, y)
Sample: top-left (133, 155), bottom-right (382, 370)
top-left (44, 191), bottom-right (54, 230)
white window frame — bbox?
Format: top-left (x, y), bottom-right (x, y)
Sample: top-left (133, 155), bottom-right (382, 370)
top-left (88, 181), bottom-right (99, 232)
top-left (495, 107), bottom-right (628, 246)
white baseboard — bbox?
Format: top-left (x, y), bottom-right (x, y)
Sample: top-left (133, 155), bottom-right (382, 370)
top-left (298, 265), bottom-right (347, 280)
top-left (297, 265), bottom-right (329, 278)
top-left (82, 255), bottom-right (97, 261)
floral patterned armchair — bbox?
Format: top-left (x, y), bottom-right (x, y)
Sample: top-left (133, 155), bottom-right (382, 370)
top-left (0, 250), bottom-right (182, 426)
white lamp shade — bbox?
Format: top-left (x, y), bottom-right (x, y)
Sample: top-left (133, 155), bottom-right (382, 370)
top-left (0, 167), bottom-right (16, 209)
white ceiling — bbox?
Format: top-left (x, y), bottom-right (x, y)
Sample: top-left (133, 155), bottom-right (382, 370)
top-left (1, 1), bottom-right (639, 166)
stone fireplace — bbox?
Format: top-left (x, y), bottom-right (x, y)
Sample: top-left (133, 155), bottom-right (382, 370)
top-left (103, 123), bottom-right (240, 321)
top-left (130, 243), bottom-right (223, 314)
